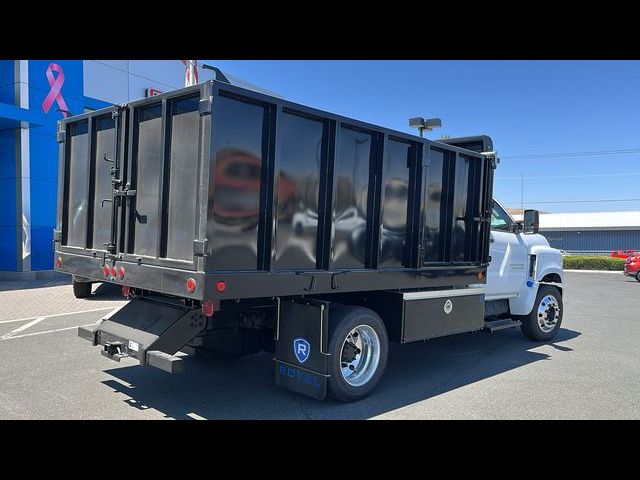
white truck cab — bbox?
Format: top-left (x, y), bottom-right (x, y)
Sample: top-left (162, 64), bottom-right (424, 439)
top-left (484, 199), bottom-right (564, 340)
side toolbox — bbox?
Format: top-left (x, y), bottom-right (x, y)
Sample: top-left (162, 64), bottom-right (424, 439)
top-left (78, 298), bottom-right (207, 373)
top-left (369, 287), bottom-right (485, 343)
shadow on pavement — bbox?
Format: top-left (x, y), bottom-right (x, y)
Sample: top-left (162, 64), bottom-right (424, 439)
top-left (0, 276), bottom-right (71, 292)
top-left (102, 327), bottom-right (581, 420)
top-left (0, 278), bottom-right (122, 299)
top-left (87, 282), bottom-right (125, 301)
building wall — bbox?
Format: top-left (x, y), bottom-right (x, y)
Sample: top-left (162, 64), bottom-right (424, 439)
top-left (0, 128), bottom-right (17, 270)
top-left (83, 60), bottom-right (187, 105)
top-left (29, 61), bottom-right (85, 270)
top-left (541, 229), bottom-right (640, 252)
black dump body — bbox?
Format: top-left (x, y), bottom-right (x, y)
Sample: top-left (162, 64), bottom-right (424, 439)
top-left (54, 80), bottom-right (495, 304)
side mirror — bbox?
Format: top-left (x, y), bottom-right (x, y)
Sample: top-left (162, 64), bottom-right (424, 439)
top-left (523, 209), bottom-right (540, 234)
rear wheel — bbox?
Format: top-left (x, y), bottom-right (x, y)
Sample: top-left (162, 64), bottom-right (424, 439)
top-left (517, 285), bottom-right (563, 341)
top-left (327, 306), bottom-right (388, 402)
top-left (635, 271), bottom-right (640, 283)
top-left (72, 280), bottom-right (92, 299)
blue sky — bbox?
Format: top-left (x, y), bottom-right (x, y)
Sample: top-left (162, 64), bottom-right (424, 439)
top-left (197, 60), bottom-right (640, 213)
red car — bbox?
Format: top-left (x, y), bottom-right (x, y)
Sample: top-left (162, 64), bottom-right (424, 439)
top-left (624, 255), bottom-right (640, 282)
top-left (611, 249), bottom-right (639, 259)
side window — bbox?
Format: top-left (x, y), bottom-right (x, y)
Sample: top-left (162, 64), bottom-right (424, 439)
top-left (491, 202), bottom-right (512, 232)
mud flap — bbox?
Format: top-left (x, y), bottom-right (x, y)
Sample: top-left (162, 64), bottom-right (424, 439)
top-left (78, 298), bottom-right (206, 373)
top-left (273, 298), bottom-right (331, 400)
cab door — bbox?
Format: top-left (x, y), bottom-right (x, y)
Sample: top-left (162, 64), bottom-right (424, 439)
top-left (485, 200), bottom-right (528, 298)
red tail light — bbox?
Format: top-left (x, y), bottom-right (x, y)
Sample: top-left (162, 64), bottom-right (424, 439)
top-left (118, 267), bottom-right (125, 280)
top-left (202, 299), bottom-right (215, 317)
top-left (110, 266), bottom-right (118, 278)
top-left (216, 281), bottom-right (226, 293)
top-left (186, 278), bottom-right (196, 293)
top-left (55, 256), bottom-right (62, 268)
top-left (122, 286), bottom-right (131, 298)
top-left (102, 266), bottom-right (110, 277)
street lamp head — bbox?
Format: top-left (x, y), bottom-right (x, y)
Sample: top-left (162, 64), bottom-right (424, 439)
top-left (409, 117), bottom-right (442, 137)
top-left (423, 118), bottom-right (442, 129)
top-left (409, 117), bottom-right (426, 128)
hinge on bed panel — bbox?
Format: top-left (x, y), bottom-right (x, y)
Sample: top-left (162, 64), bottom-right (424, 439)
top-left (56, 122), bottom-right (65, 143)
top-left (193, 239), bottom-right (208, 256)
top-left (111, 104), bottom-right (126, 120)
top-left (421, 149), bottom-right (430, 167)
top-left (199, 97), bottom-right (212, 116)
top-left (481, 151), bottom-right (498, 169)
top-left (53, 229), bottom-right (62, 242)
top-left (331, 271), bottom-right (350, 290)
top-left (295, 272), bottom-right (316, 292)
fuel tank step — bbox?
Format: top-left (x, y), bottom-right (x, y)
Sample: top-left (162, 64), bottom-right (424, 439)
top-left (483, 318), bottom-right (522, 333)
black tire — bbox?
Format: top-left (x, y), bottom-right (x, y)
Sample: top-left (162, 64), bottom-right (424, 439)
top-left (516, 285), bottom-right (563, 341)
top-left (635, 271), bottom-right (640, 283)
top-left (327, 306), bottom-right (388, 402)
top-left (72, 280), bottom-right (92, 299)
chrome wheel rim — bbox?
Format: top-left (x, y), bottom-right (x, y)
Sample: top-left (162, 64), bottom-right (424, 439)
top-left (537, 294), bottom-right (560, 333)
top-left (339, 325), bottom-right (380, 387)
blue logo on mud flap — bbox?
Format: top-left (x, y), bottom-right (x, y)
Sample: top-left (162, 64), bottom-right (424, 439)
top-left (293, 338), bottom-right (310, 364)
top-left (278, 364), bottom-right (321, 390)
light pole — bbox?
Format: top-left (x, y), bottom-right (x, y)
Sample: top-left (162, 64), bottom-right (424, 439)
top-left (409, 117), bottom-right (442, 137)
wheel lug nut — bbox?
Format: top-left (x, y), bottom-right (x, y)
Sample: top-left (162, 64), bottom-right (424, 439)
top-left (349, 365), bottom-right (355, 371)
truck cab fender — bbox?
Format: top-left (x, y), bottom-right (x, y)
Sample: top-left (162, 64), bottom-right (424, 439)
top-left (509, 245), bottom-right (564, 316)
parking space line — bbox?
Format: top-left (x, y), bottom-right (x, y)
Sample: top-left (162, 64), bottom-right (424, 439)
top-left (1, 317), bottom-right (46, 340)
top-left (186, 413), bottom-right (207, 420)
top-left (0, 307), bottom-right (116, 325)
top-left (0, 321), bottom-right (101, 341)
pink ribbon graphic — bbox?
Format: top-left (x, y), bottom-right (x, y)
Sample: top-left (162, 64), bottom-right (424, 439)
top-left (42, 63), bottom-right (69, 118)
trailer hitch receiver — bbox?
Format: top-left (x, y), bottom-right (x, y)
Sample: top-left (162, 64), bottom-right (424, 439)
top-left (101, 342), bottom-right (128, 362)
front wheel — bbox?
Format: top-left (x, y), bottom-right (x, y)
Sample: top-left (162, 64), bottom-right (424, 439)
top-left (635, 271), bottom-right (640, 283)
top-left (327, 306), bottom-right (389, 402)
top-left (516, 285), bottom-right (563, 341)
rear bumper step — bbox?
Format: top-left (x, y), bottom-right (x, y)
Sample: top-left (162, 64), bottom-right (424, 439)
top-left (146, 350), bottom-right (183, 373)
top-left (77, 298), bottom-right (206, 373)
top-left (78, 325), bottom-right (98, 345)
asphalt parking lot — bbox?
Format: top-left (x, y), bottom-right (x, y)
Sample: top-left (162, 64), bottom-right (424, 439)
top-left (0, 271), bottom-right (638, 420)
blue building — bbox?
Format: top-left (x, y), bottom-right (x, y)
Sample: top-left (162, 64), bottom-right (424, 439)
top-left (0, 60), bottom-right (195, 275)
top-left (539, 211), bottom-right (640, 253)
top-left (513, 211), bottom-right (640, 253)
